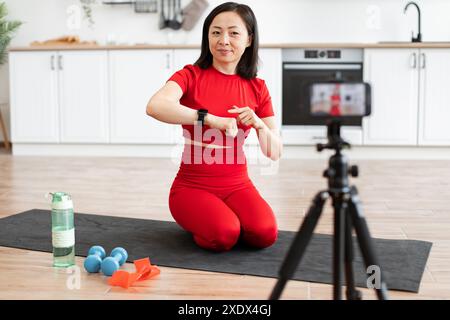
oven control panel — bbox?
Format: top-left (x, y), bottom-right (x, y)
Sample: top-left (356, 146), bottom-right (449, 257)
top-left (304, 50), bottom-right (341, 59)
top-left (282, 48), bottom-right (363, 63)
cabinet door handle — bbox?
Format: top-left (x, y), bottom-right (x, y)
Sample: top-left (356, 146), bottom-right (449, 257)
top-left (58, 55), bottom-right (63, 70)
top-left (420, 53), bottom-right (426, 69)
top-left (50, 55), bottom-right (55, 70)
top-left (166, 53), bottom-right (171, 70)
top-left (410, 52), bottom-right (417, 69)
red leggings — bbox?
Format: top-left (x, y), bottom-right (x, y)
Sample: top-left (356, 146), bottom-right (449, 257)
top-left (169, 144), bottom-right (278, 252)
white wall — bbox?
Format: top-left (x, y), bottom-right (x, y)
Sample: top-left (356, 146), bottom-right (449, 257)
top-left (1, 0), bottom-right (449, 139)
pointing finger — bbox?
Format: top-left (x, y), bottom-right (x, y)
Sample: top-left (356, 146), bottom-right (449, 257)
top-left (228, 106), bottom-right (244, 113)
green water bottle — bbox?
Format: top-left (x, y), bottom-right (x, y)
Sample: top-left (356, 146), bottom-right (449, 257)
top-left (50, 192), bottom-right (75, 267)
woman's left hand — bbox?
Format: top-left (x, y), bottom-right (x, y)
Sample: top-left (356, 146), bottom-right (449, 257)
top-left (227, 105), bottom-right (265, 130)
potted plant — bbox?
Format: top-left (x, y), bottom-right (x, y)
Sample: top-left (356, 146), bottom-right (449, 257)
top-left (0, 2), bottom-right (22, 66)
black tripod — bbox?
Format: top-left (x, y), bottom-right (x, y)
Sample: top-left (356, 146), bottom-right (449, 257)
top-left (270, 120), bottom-right (389, 300)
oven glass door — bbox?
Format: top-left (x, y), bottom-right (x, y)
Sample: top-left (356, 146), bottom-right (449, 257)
top-left (282, 63), bottom-right (363, 126)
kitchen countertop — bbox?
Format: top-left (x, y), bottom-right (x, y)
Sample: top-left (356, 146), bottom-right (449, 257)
top-left (9, 42), bottom-right (450, 51)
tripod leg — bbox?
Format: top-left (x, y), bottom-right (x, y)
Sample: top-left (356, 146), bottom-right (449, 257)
top-left (347, 186), bottom-right (389, 300)
top-left (269, 191), bottom-right (328, 300)
top-left (343, 201), bottom-right (362, 300)
top-left (331, 195), bottom-right (346, 300)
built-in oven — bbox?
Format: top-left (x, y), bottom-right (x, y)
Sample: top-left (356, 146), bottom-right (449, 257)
top-left (282, 48), bottom-right (364, 127)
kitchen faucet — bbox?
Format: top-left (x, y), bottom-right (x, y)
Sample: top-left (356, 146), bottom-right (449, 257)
top-left (404, 1), bottom-right (422, 42)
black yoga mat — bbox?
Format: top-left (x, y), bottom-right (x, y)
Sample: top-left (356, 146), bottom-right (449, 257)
top-left (0, 209), bottom-right (432, 293)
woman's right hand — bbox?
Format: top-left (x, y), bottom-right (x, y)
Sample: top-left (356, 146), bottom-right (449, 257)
top-left (205, 114), bottom-right (238, 138)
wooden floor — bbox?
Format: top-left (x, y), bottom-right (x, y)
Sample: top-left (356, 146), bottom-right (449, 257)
top-left (0, 149), bottom-right (449, 300)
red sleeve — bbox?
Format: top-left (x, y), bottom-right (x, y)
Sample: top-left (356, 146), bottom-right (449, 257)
top-left (256, 79), bottom-right (275, 118)
top-left (167, 64), bottom-right (196, 94)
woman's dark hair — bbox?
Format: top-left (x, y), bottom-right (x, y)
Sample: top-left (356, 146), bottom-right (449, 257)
top-left (194, 2), bottom-right (259, 79)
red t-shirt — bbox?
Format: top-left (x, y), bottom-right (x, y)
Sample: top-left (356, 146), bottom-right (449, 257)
top-left (167, 64), bottom-right (274, 146)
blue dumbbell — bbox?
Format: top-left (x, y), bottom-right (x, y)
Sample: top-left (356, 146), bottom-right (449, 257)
top-left (84, 246), bottom-right (106, 273)
top-left (101, 247), bottom-right (128, 276)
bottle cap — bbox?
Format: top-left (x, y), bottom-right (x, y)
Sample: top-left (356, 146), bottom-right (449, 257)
top-left (48, 192), bottom-right (73, 210)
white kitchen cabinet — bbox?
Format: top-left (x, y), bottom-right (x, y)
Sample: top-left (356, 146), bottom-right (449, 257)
top-left (59, 51), bottom-right (109, 143)
top-left (109, 49), bottom-right (175, 144)
top-left (9, 50), bottom-right (109, 143)
top-left (363, 48), bottom-right (450, 146)
top-left (418, 49), bottom-right (450, 145)
top-left (9, 51), bottom-right (59, 143)
top-left (363, 49), bottom-right (419, 145)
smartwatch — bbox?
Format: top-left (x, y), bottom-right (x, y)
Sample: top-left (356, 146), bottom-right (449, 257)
top-left (197, 108), bottom-right (208, 126)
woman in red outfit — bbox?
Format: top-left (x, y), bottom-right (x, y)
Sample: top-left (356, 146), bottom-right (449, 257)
top-left (329, 84), bottom-right (342, 116)
top-left (146, 2), bottom-right (283, 252)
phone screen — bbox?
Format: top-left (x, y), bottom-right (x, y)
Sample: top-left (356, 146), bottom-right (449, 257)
top-left (310, 83), bottom-right (370, 117)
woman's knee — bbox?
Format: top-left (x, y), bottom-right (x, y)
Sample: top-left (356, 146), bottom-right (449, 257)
top-left (243, 223), bottom-right (278, 249)
top-left (194, 223), bottom-right (241, 252)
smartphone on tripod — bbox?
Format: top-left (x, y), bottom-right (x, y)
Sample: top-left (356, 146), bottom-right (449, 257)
top-left (308, 82), bottom-right (371, 119)
top-left (270, 81), bottom-right (389, 300)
